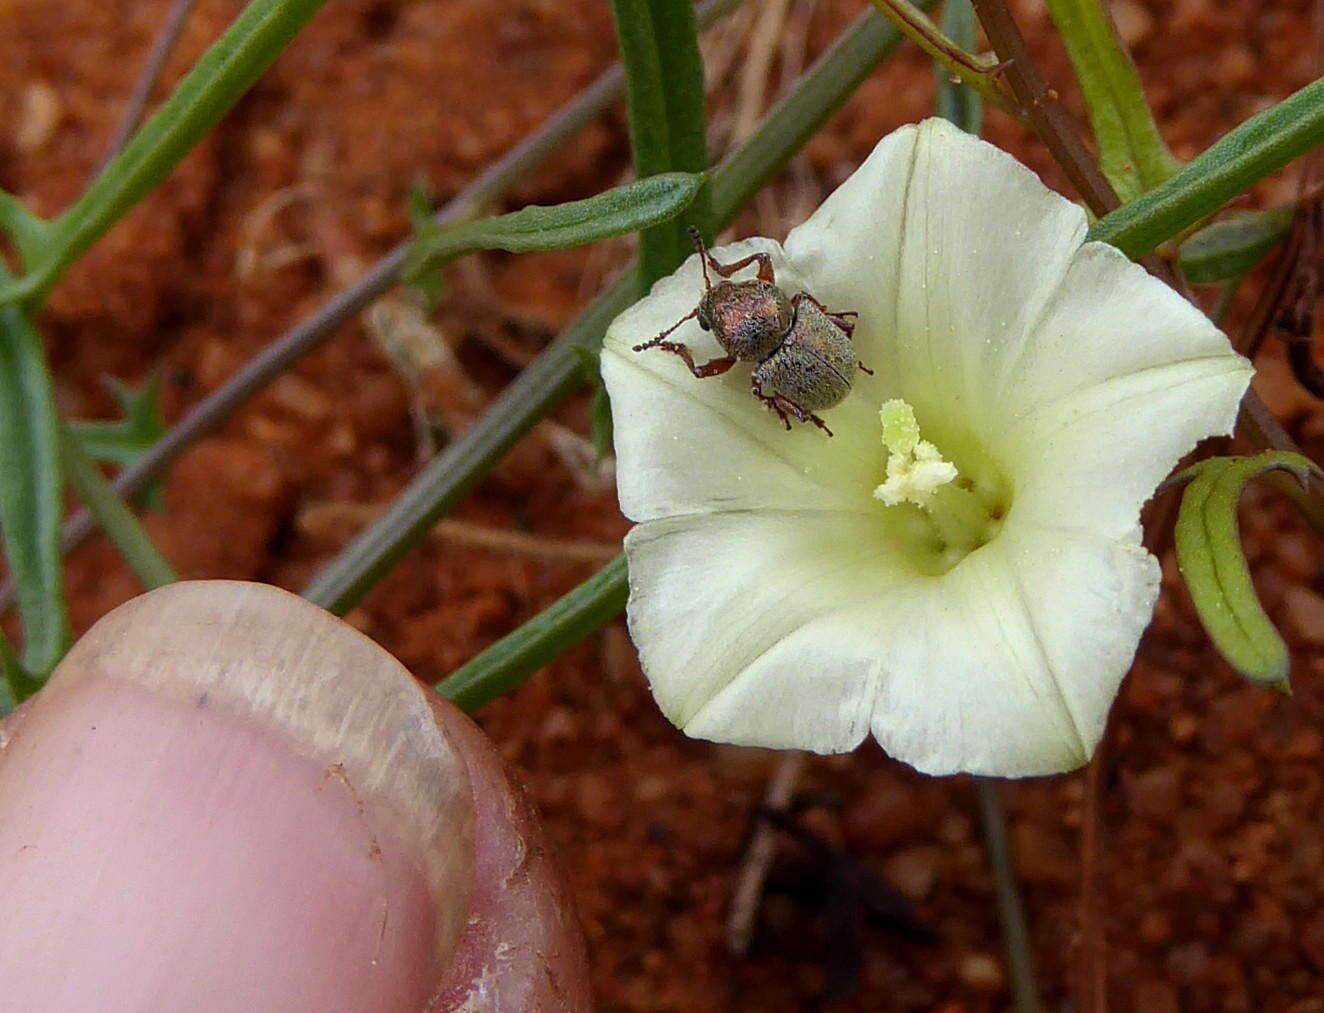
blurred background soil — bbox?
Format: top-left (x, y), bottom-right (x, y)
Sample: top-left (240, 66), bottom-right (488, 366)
top-left (2, 0), bottom-right (1323, 1008)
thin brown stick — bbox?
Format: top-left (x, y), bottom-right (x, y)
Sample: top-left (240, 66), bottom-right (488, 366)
top-left (296, 502), bottom-right (620, 565)
top-left (969, 0), bottom-right (1117, 216)
top-left (94, 0), bottom-right (202, 177)
top-left (725, 750), bottom-right (805, 956)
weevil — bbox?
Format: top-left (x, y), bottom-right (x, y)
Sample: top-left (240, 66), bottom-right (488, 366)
top-left (632, 228), bottom-right (869, 436)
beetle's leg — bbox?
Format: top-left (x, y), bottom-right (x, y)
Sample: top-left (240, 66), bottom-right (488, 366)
top-left (751, 380), bottom-right (793, 430)
top-left (649, 342), bottom-right (737, 378)
top-left (792, 292), bottom-right (858, 339)
top-left (633, 308), bottom-right (700, 352)
top-left (772, 391), bottom-right (834, 437)
top-left (686, 228), bottom-right (776, 285)
top-left (708, 251), bottom-right (777, 285)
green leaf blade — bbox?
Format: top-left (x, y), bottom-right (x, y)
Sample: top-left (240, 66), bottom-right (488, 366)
top-left (1088, 76), bottom-right (1324, 258)
top-left (1044, 0), bottom-right (1179, 203)
top-left (59, 426), bottom-right (177, 592)
top-left (1174, 452), bottom-right (1317, 688)
top-left (645, 0), bottom-right (713, 244)
top-left (11, 0), bottom-right (331, 306)
top-left (0, 283), bottom-right (70, 679)
top-left (438, 555), bottom-right (628, 712)
top-left (403, 172), bottom-right (704, 284)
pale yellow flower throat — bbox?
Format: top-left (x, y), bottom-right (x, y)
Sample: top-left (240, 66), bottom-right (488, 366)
top-left (873, 400), bottom-right (999, 557)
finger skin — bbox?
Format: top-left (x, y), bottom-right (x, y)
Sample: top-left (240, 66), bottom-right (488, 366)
top-left (0, 675), bottom-right (438, 1011)
top-left (0, 581), bottom-right (591, 1011)
top-left (429, 701), bottom-right (592, 1011)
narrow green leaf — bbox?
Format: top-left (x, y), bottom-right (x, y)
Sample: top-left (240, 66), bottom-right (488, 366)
top-left (403, 172), bottom-right (704, 285)
top-left (1178, 206), bottom-right (1295, 284)
top-left (0, 191), bottom-right (52, 270)
top-left (1174, 452), bottom-right (1318, 688)
top-left (60, 426), bottom-right (177, 591)
top-left (935, 0), bottom-right (982, 135)
top-left (610, 0), bottom-right (711, 285)
top-left (0, 270), bottom-right (70, 678)
top-left (403, 178), bottom-right (447, 309)
top-left (611, 0), bottom-right (684, 284)
top-left (1088, 76), bottom-right (1324, 259)
top-left (1044, 0), bottom-right (1179, 203)
top-left (0, 0), bottom-right (331, 307)
top-left (645, 0), bottom-right (712, 244)
top-left (438, 555), bottom-right (628, 711)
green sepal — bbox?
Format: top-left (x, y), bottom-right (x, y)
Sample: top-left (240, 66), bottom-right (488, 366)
top-left (402, 172), bottom-right (704, 285)
top-left (1173, 451), bottom-right (1320, 689)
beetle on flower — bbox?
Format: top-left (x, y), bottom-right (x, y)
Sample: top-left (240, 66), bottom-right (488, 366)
top-left (601, 118), bottom-right (1254, 778)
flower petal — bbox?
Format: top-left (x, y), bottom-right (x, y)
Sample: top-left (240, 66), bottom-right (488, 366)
top-left (998, 243), bottom-right (1254, 537)
top-left (602, 240), bottom-right (884, 522)
top-left (869, 522), bottom-right (1159, 777)
top-left (784, 118), bottom-right (1089, 437)
top-left (623, 508), bottom-right (921, 753)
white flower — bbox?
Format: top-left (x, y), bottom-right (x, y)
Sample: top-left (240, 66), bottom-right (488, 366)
top-left (600, 118), bottom-right (1253, 776)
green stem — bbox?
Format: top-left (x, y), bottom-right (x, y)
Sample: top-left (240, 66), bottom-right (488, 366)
top-left (1088, 76), bottom-right (1324, 258)
top-left (302, 7), bottom-right (935, 616)
top-left (59, 427), bottom-right (177, 591)
top-left (1043, 0), bottom-right (1179, 202)
top-left (0, 0), bottom-right (331, 307)
top-left (438, 555), bottom-right (628, 711)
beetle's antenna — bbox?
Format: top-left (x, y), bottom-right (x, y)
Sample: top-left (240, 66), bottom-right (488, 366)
top-left (688, 226), bottom-right (712, 291)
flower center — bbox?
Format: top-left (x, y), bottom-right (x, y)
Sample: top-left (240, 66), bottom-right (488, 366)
top-left (873, 399), bottom-right (1002, 564)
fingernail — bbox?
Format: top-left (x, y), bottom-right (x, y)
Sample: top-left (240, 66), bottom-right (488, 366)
top-left (0, 580), bottom-right (473, 1010)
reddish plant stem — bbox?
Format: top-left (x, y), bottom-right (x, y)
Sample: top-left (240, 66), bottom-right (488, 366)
top-left (968, 0), bottom-right (1117, 215)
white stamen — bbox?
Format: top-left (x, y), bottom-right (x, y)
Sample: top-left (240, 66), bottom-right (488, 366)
top-left (873, 400), bottom-right (958, 507)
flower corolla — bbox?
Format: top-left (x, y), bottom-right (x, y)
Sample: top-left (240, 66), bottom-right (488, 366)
top-left (601, 118), bottom-right (1253, 776)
